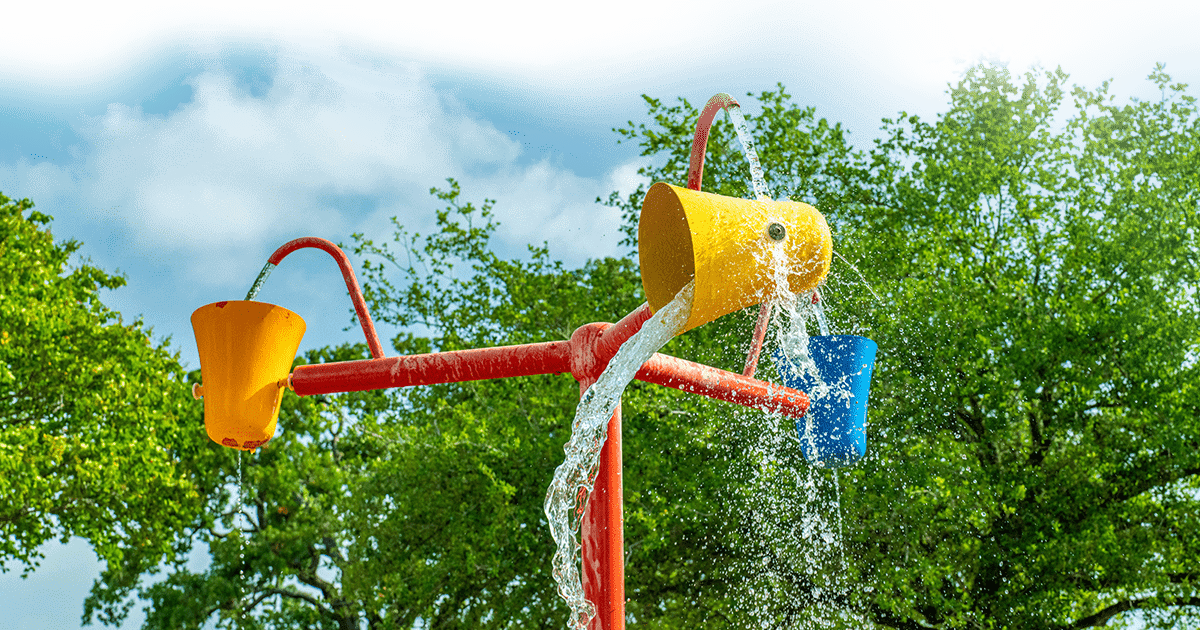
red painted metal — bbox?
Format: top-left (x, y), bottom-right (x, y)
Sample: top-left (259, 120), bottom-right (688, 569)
top-left (579, 376), bottom-right (625, 630)
top-left (292, 341), bottom-right (570, 396)
top-left (742, 303), bottom-right (773, 378)
top-left (638, 353), bottom-right (808, 418)
top-left (594, 304), bottom-right (653, 370)
top-left (265, 91), bottom-right (811, 627)
top-left (267, 236), bottom-right (386, 360)
top-left (289, 319), bottom-right (810, 418)
top-left (686, 92), bottom-right (739, 192)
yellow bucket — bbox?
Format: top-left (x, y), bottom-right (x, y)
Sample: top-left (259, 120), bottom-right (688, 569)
top-left (638, 182), bottom-right (832, 332)
top-left (191, 301), bottom-right (306, 450)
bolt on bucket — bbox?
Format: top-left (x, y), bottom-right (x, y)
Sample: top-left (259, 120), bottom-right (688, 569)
top-left (191, 301), bottom-right (306, 450)
top-left (773, 335), bottom-right (877, 468)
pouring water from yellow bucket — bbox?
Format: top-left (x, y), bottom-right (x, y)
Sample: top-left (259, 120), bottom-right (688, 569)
top-left (191, 300), bottom-right (306, 450)
top-left (638, 182), bottom-right (833, 331)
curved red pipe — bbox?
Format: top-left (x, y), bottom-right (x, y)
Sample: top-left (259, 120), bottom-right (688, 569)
top-left (686, 92), bottom-right (739, 191)
top-left (684, 93), bottom-right (774, 378)
top-left (267, 237), bottom-right (386, 360)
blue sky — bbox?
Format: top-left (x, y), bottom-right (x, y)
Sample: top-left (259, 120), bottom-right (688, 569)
top-left (2, 0), bottom-right (1198, 627)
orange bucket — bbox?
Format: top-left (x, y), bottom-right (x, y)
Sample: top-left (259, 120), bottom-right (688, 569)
top-left (191, 301), bottom-right (306, 450)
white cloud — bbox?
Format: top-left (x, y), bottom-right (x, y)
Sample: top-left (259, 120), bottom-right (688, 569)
top-left (2, 50), bottom-right (634, 287)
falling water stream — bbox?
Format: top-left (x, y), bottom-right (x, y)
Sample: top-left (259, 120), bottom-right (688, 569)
top-left (245, 262), bottom-right (276, 301)
top-left (735, 94), bottom-right (858, 625)
top-left (725, 106), bottom-right (772, 202)
top-left (236, 451), bottom-right (247, 610)
top-left (726, 102), bottom-right (835, 342)
top-left (545, 101), bottom-right (861, 627)
top-left (545, 281), bottom-right (695, 628)
top-left (732, 287), bottom-right (862, 628)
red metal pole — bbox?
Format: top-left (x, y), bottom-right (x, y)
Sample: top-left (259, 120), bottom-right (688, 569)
top-left (637, 353), bottom-right (808, 418)
top-left (686, 93), bottom-right (740, 192)
top-left (266, 236), bottom-right (386, 359)
top-left (291, 340), bottom-right (570, 396)
top-left (291, 343), bottom-right (809, 416)
top-left (595, 304), bottom-right (652, 362)
top-left (742, 303), bottom-right (773, 378)
top-left (579, 377), bottom-right (625, 630)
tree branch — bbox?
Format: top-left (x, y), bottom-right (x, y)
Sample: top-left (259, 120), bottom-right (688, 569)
top-left (1061, 463), bottom-right (1200, 532)
top-left (1070, 595), bottom-right (1200, 628)
top-left (868, 601), bottom-right (939, 630)
top-left (266, 586), bottom-right (334, 612)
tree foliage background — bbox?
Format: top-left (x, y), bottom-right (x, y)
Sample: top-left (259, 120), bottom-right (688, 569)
top-left (4, 62), bottom-right (1197, 630)
top-left (0, 193), bottom-right (209, 625)
top-left (598, 64), bottom-right (1200, 629)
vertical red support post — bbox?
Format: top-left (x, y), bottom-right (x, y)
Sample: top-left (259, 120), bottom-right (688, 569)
top-left (571, 313), bottom-right (647, 630)
top-left (579, 381), bottom-right (625, 630)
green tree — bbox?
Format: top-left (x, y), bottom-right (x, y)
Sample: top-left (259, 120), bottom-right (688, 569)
top-left (0, 193), bottom-right (209, 624)
top-left (610, 67), bottom-right (1200, 628)
top-left (122, 63), bottom-right (1199, 629)
top-left (849, 64), bottom-right (1200, 630)
top-left (116, 186), bottom-right (652, 628)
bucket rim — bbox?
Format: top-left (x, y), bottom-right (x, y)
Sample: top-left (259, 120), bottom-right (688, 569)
top-left (191, 299), bottom-right (303, 320)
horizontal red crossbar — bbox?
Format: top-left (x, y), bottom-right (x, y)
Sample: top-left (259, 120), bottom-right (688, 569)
top-left (291, 341), bottom-right (571, 394)
top-left (290, 340), bottom-right (808, 418)
top-left (637, 353), bottom-right (808, 418)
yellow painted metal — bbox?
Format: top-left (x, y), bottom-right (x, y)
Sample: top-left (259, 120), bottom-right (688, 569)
top-left (191, 301), bottom-right (306, 450)
top-left (638, 182), bottom-right (832, 332)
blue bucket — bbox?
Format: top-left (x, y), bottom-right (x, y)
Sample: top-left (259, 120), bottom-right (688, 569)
top-left (772, 335), bottom-right (877, 468)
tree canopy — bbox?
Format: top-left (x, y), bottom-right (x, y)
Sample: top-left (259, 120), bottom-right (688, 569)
top-left (85, 63), bottom-right (1200, 629)
top-left (0, 193), bottom-right (209, 624)
top-left (603, 65), bottom-right (1200, 628)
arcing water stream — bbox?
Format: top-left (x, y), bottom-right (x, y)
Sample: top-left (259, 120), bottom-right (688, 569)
top-left (545, 281), bottom-right (695, 628)
top-left (725, 105), bottom-right (773, 202)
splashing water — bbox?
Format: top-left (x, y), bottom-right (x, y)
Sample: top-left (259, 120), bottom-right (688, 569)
top-left (776, 290), bottom-right (863, 468)
top-left (812, 288), bottom-right (831, 337)
top-left (715, 96), bottom-right (867, 625)
top-left (832, 249), bottom-right (884, 306)
top-left (724, 301), bottom-right (866, 626)
top-left (545, 281), bottom-right (695, 629)
top-left (832, 470), bottom-right (849, 577)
